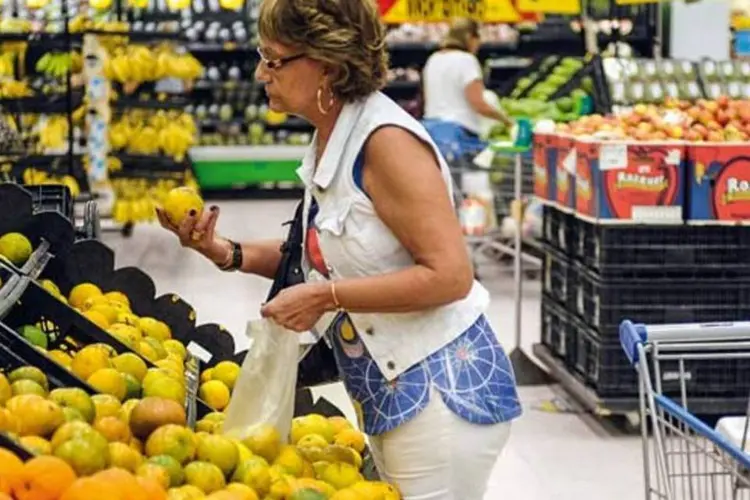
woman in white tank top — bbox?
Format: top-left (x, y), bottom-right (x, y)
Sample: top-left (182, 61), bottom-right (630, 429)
top-left (156, 2), bottom-right (521, 498)
top-left (422, 18), bottom-right (513, 138)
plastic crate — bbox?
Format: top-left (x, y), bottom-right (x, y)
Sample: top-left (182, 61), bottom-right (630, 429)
top-left (571, 316), bottom-right (750, 399)
top-left (0, 320), bottom-right (95, 395)
top-left (542, 245), bottom-right (577, 308)
top-left (575, 264), bottom-right (750, 338)
top-left (27, 184), bottom-right (74, 223)
top-left (542, 205), bottom-right (577, 256)
top-left (576, 220), bottom-right (750, 279)
top-left (541, 294), bottom-right (575, 364)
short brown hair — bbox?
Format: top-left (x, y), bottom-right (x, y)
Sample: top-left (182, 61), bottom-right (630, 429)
top-left (442, 18), bottom-right (480, 51)
top-left (258, 0), bottom-right (389, 103)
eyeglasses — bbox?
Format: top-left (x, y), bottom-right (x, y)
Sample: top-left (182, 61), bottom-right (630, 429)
top-left (257, 48), bottom-right (306, 71)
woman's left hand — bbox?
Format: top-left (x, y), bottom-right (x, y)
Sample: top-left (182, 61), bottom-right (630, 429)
top-left (260, 282), bottom-right (332, 332)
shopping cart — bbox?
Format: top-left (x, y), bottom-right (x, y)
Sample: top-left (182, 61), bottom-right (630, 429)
top-left (620, 320), bottom-right (750, 499)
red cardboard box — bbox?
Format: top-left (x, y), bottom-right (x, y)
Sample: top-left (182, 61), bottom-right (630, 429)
top-left (555, 135), bottom-right (576, 211)
top-left (533, 133), bottom-right (558, 202)
top-left (575, 139), bottom-right (686, 222)
top-left (687, 143), bottom-right (750, 222)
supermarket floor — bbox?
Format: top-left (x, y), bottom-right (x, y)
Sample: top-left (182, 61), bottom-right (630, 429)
top-left (103, 199), bottom-right (645, 500)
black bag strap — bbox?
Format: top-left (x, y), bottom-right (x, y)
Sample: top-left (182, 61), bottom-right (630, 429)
top-left (266, 200), bottom-right (305, 302)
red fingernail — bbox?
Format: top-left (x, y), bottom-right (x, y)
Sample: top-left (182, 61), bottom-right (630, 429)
top-left (189, 209), bottom-right (196, 216)
top-left (210, 206), bottom-right (218, 212)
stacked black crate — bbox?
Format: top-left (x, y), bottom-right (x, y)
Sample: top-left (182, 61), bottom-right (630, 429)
top-left (540, 205), bottom-right (578, 368)
top-left (570, 219), bottom-right (750, 402)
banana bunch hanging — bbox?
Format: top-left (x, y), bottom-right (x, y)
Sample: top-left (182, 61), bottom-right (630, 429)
top-left (0, 79), bottom-right (32, 98)
top-left (0, 53), bottom-right (16, 77)
top-left (111, 177), bottom-right (184, 224)
top-left (0, 19), bottom-right (31, 53)
top-left (36, 52), bottom-right (83, 79)
top-left (22, 168), bottom-right (81, 196)
top-left (104, 45), bottom-right (204, 85)
top-left (109, 110), bottom-right (197, 161)
top-left (37, 116), bottom-right (69, 151)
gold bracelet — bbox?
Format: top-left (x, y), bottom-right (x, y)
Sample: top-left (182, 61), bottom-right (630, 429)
top-left (330, 282), bottom-right (342, 310)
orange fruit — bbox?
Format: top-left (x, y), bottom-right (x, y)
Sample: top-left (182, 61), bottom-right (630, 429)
top-left (14, 397), bottom-right (65, 437)
top-left (94, 416), bottom-right (131, 443)
top-left (145, 425), bottom-right (196, 465)
top-left (12, 456), bottom-right (77, 500)
top-left (108, 442), bottom-right (143, 473)
top-left (0, 448), bottom-right (24, 494)
top-left (59, 477), bottom-right (110, 500)
top-left (92, 468), bottom-right (144, 499)
top-left (137, 476), bottom-right (168, 500)
top-left (71, 345), bottom-right (113, 381)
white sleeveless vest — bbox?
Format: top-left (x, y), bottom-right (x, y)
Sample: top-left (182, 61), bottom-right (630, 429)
top-left (297, 92), bottom-right (490, 381)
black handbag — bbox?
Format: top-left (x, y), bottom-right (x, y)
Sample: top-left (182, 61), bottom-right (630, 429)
top-left (267, 200), bottom-right (341, 389)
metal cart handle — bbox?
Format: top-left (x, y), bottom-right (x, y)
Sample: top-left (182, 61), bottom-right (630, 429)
top-left (620, 319), bottom-right (750, 366)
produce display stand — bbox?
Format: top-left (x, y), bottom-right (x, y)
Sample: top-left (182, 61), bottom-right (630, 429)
top-left (530, 100), bottom-right (750, 425)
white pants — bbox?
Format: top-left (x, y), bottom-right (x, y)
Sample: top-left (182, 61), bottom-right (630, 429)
top-left (367, 392), bottom-right (512, 500)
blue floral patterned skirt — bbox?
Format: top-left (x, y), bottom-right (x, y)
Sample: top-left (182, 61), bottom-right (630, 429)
top-left (327, 313), bottom-right (523, 436)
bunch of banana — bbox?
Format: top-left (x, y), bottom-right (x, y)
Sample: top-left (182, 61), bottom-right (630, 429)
top-left (0, 18), bottom-right (31, 51)
top-left (0, 79), bottom-right (32, 98)
top-left (0, 53), bottom-right (17, 78)
top-left (37, 116), bottom-right (69, 151)
top-left (159, 121), bottom-right (194, 161)
top-left (68, 15), bottom-right (91, 34)
top-left (108, 110), bottom-right (197, 160)
top-left (158, 50), bottom-right (204, 81)
top-left (36, 52), bottom-right (83, 79)
top-left (91, 20), bottom-right (131, 50)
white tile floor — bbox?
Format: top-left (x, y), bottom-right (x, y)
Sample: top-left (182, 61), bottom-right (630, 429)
top-left (103, 199), bottom-right (645, 500)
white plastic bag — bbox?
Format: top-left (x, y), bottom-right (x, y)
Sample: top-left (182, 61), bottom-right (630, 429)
top-left (222, 319), bottom-right (299, 442)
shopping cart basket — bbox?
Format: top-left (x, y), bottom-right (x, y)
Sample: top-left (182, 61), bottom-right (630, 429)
top-left (620, 320), bottom-right (750, 499)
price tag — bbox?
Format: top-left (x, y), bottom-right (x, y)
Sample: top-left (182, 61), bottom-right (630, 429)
top-left (187, 341), bottom-right (213, 364)
top-left (728, 81), bottom-right (742, 98)
top-left (649, 82), bottom-right (663, 100)
top-left (665, 82), bottom-right (679, 98)
top-left (611, 82), bottom-right (626, 103)
top-left (721, 61), bottom-right (736, 77)
top-left (600, 143), bottom-right (628, 170)
top-left (630, 82), bottom-right (645, 101)
top-left (624, 60), bottom-right (640, 78)
top-left (708, 83), bottom-right (723, 99)
top-left (703, 61), bottom-right (717, 77)
top-left (641, 61), bottom-right (657, 77)
top-left (562, 148), bottom-right (577, 174)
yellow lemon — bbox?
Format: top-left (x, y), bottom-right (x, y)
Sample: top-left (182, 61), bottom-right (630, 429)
top-left (87, 368), bottom-right (127, 401)
top-left (140, 317), bottom-right (172, 341)
top-left (199, 380), bottom-right (231, 411)
top-left (68, 282), bottom-right (103, 309)
top-left (0, 232), bottom-right (32, 265)
top-left (104, 290), bottom-right (131, 309)
top-left (48, 349), bottom-right (73, 368)
top-left (163, 340), bottom-right (187, 361)
top-left (112, 352), bottom-right (148, 382)
top-left (162, 187), bottom-right (204, 226)
top-left (211, 361), bottom-right (240, 391)
top-left (71, 345), bottom-right (113, 380)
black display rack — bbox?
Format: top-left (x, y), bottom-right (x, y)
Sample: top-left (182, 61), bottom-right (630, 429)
top-left (535, 204), bottom-right (750, 423)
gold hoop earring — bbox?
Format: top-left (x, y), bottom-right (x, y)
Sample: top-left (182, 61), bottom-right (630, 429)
top-left (317, 87), bottom-right (335, 115)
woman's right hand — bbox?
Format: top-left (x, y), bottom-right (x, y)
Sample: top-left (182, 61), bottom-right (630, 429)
top-left (155, 205), bottom-right (229, 265)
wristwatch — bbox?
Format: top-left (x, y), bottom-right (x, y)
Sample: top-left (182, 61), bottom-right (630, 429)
top-left (217, 240), bottom-right (243, 272)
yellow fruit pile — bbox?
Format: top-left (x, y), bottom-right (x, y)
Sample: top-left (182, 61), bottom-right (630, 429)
top-left (29, 281), bottom-right (192, 405)
top-left (109, 109), bottom-right (197, 160)
top-left (20, 169), bottom-right (81, 198)
top-left (1, 365), bottom-right (399, 500)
